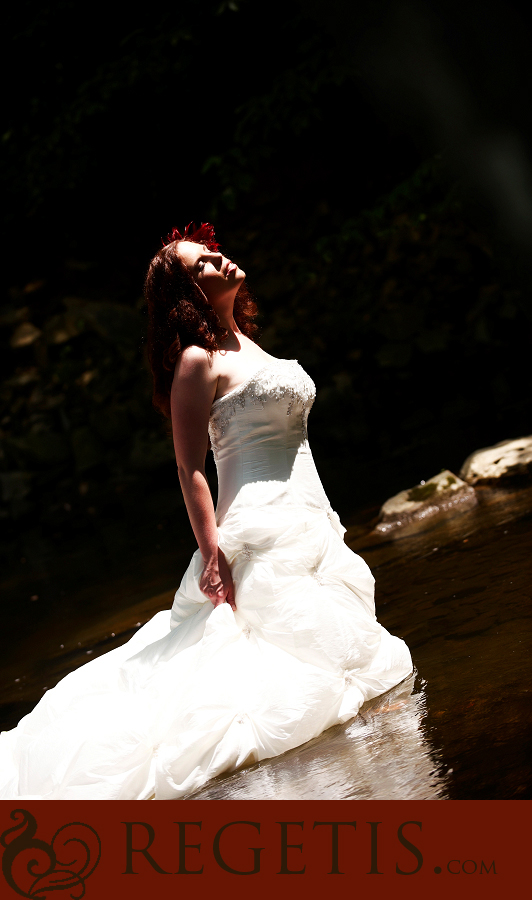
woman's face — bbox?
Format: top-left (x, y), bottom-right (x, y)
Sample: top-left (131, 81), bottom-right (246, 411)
top-left (176, 241), bottom-right (245, 304)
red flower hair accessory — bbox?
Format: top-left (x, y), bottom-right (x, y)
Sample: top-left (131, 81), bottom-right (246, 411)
top-left (162, 221), bottom-right (220, 251)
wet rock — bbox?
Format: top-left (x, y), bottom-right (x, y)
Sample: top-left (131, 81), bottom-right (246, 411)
top-left (23, 279), bottom-right (45, 294)
top-left (374, 469), bottom-right (477, 534)
top-left (10, 322), bottom-right (42, 348)
top-left (43, 311), bottom-right (85, 344)
top-left (76, 370), bottom-right (98, 387)
top-left (5, 367), bottom-right (40, 387)
top-left (0, 305), bottom-right (30, 327)
top-left (460, 436), bottom-right (532, 484)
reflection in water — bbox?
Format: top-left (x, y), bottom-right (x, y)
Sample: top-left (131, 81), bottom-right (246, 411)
top-left (190, 673), bottom-right (449, 801)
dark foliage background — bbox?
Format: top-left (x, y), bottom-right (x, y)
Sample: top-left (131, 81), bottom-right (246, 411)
top-left (1, 0), bottom-right (531, 580)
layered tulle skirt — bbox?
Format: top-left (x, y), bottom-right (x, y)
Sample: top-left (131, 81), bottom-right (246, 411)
top-left (0, 505), bottom-right (412, 800)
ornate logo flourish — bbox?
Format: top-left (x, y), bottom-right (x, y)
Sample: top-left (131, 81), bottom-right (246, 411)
top-left (1, 809), bottom-right (101, 899)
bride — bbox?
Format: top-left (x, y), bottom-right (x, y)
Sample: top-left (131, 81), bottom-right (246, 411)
top-left (0, 223), bottom-right (412, 800)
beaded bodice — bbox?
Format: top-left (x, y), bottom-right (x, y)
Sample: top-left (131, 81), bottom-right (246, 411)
top-left (208, 358), bottom-right (329, 524)
top-left (209, 358), bottom-right (315, 458)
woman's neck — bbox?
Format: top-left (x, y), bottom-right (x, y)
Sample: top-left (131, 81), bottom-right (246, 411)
top-left (218, 326), bottom-right (243, 351)
top-left (213, 295), bottom-right (239, 332)
top-left (218, 312), bottom-right (238, 331)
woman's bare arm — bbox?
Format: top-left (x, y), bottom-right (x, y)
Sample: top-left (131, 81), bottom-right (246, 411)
top-left (170, 346), bottom-right (235, 610)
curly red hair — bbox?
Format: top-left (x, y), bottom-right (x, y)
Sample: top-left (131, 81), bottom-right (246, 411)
top-left (144, 223), bottom-right (258, 420)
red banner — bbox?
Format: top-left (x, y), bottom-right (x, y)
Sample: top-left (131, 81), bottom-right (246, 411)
top-left (0, 800), bottom-right (526, 899)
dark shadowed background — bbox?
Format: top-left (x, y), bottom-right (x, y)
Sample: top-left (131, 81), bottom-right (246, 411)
top-left (1, 0), bottom-right (531, 676)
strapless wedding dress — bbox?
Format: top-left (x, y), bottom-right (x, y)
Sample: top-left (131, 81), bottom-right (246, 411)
top-left (0, 358), bottom-right (412, 800)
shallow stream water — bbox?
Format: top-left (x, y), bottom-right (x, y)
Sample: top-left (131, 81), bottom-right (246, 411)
top-left (1, 483), bottom-right (531, 800)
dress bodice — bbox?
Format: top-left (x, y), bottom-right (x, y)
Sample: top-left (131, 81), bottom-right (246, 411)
top-left (208, 357), bottom-right (330, 525)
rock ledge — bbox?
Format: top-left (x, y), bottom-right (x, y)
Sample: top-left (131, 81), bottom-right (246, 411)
top-left (460, 436), bottom-right (532, 484)
top-left (374, 469), bottom-right (477, 535)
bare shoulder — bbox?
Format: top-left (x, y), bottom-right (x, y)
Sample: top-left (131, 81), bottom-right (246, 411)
top-left (173, 346), bottom-right (218, 388)
top-left (171, 346), bottom-right (219, 418)
top-left (175, 345), bottom-right (211, 376)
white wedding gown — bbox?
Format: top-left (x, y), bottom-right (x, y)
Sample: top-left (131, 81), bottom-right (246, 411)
top-left (0, 357), bottom-right (412, 800)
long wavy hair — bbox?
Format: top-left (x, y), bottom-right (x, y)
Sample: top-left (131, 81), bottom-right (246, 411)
top-left (144, 224), bottom-right (259, 420)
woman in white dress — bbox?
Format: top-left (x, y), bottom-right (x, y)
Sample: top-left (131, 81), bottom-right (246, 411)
top-left (0, 223), bottom-right (412, 800)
